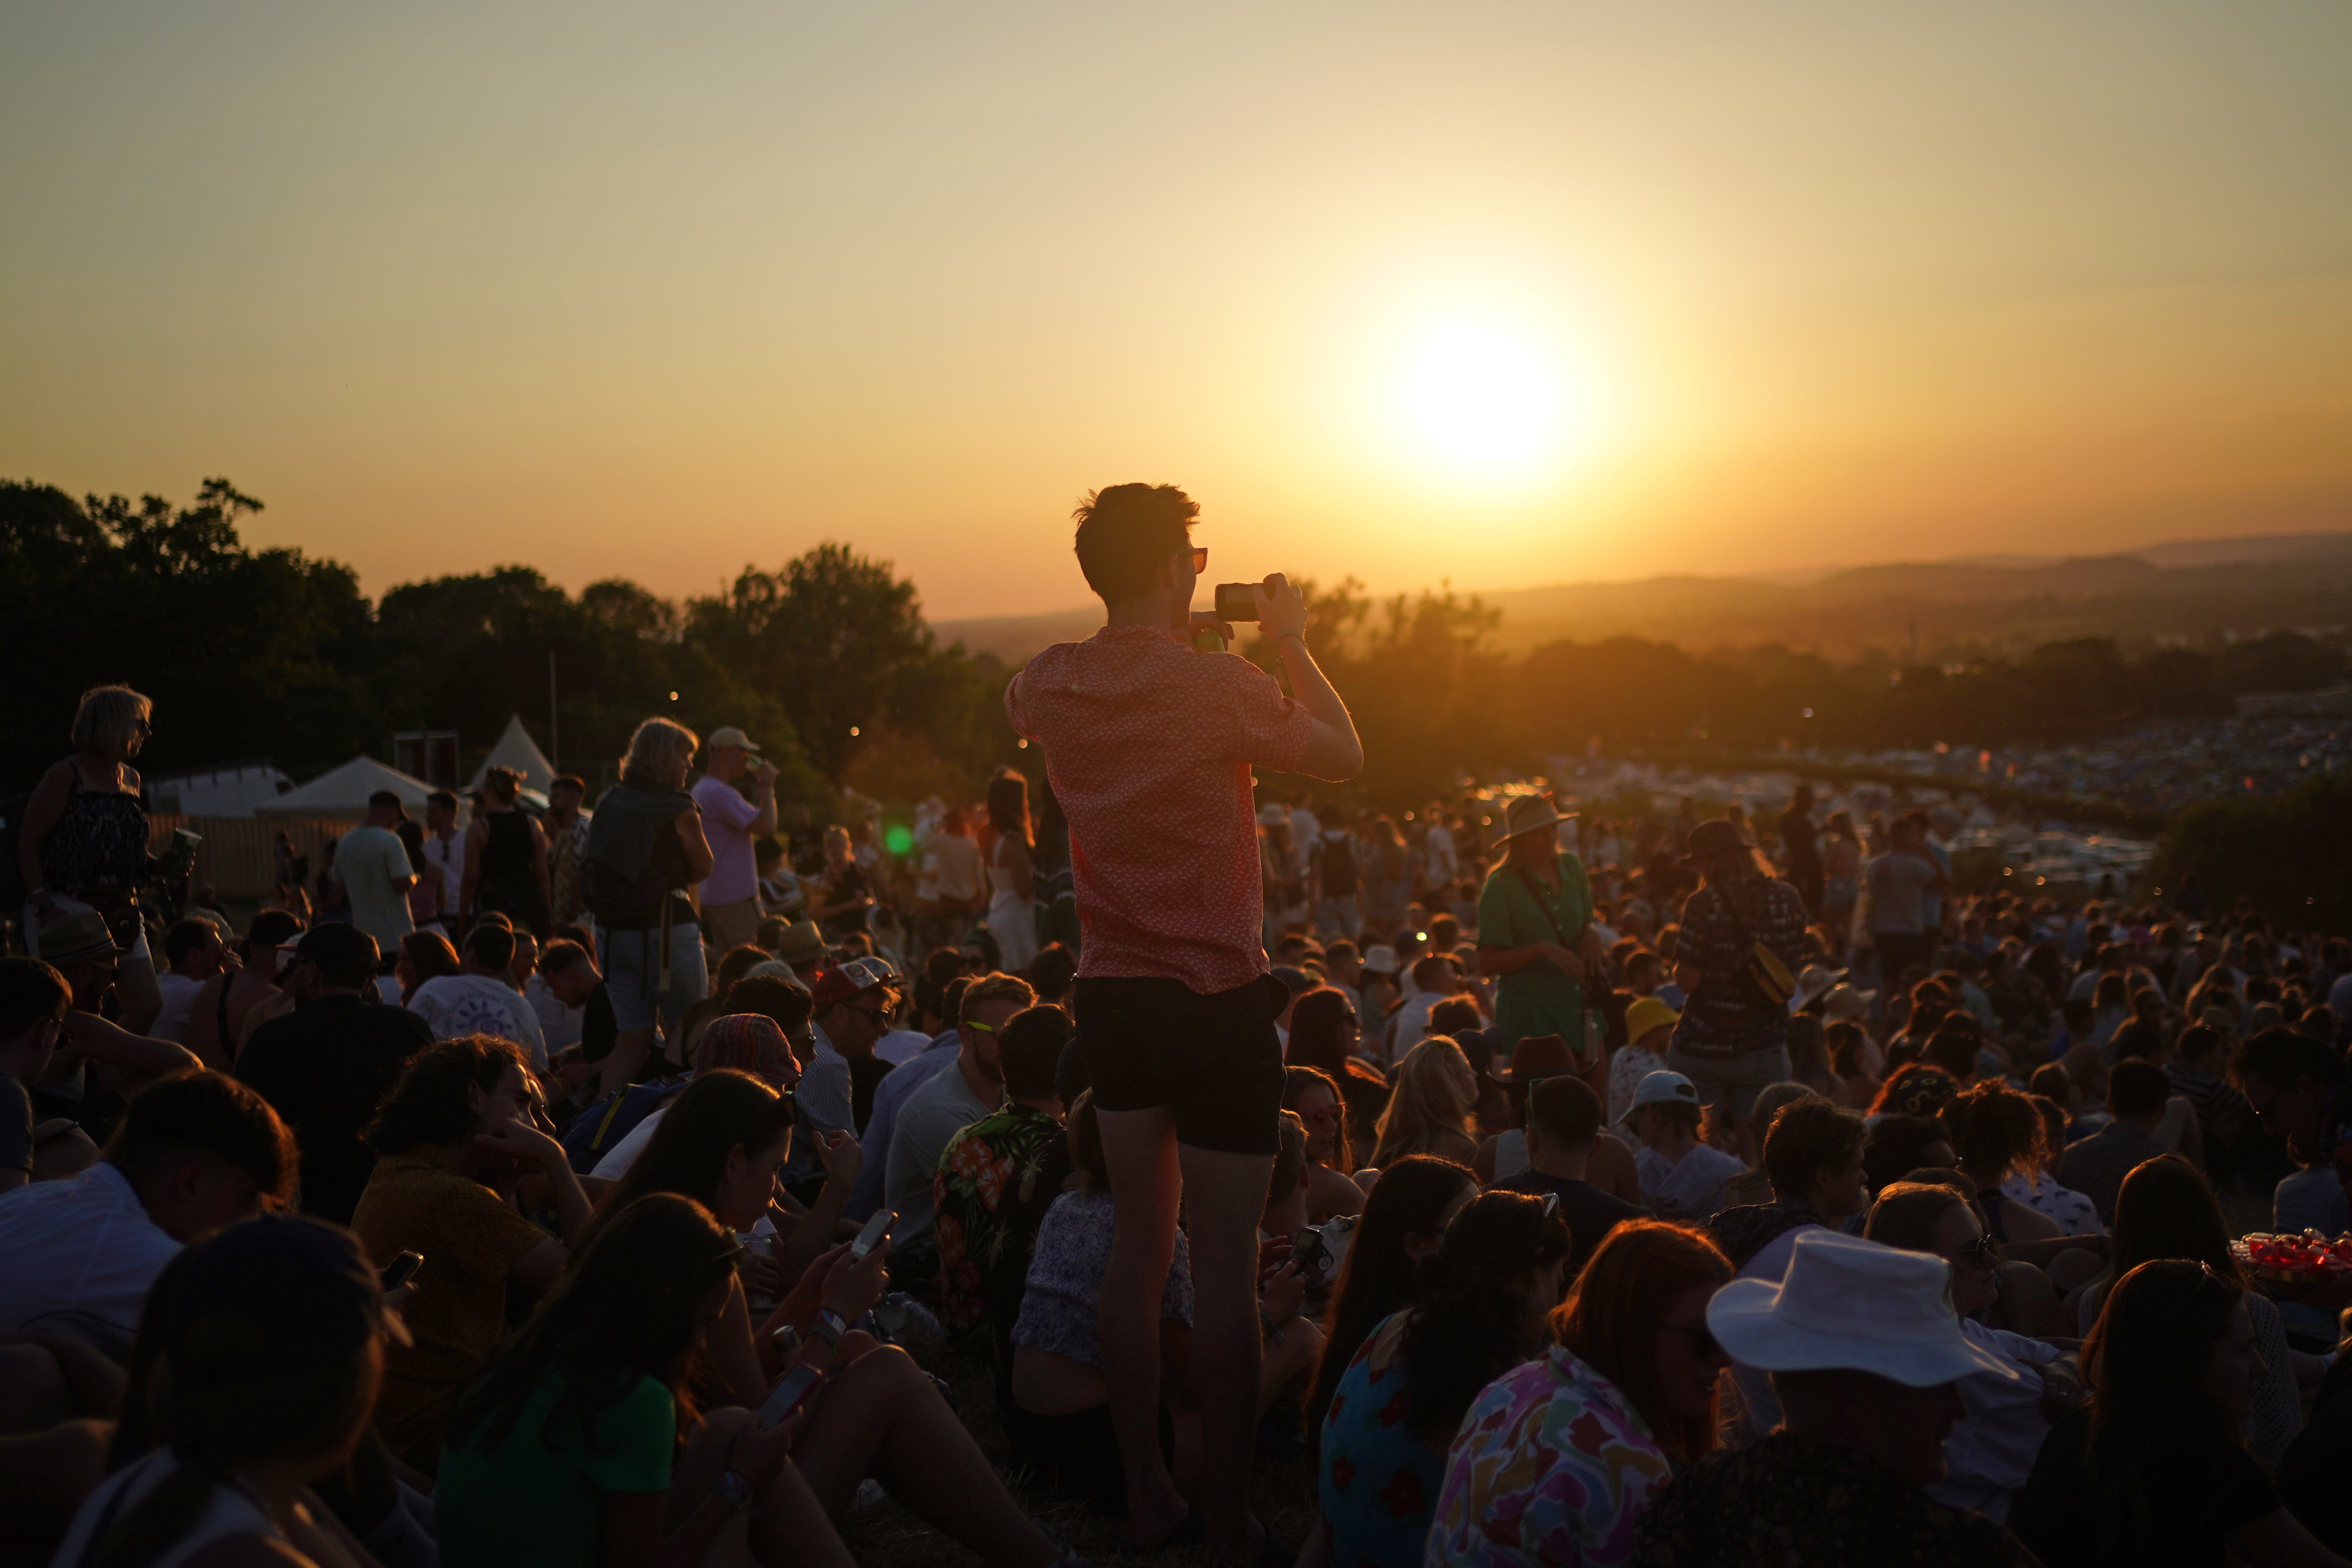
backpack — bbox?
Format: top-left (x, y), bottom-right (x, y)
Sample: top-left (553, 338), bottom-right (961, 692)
top-left (584, 818), bottom-right (687, 930)
top-left (562, 1074), bottom-right (693, 1174)
top-left (1318, 835), bottom-right (1360, 897)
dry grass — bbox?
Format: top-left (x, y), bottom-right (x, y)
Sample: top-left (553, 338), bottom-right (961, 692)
top-left (842, 1330), bottom-right (1318, 1567)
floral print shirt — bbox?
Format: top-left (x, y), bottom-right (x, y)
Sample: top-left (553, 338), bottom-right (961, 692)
top-left (1427, 1346), bottom-right (1672, 1567)
top-left (1320, 1313), bottom-right (1448, 1568)
top-left (933, 1103), bottom-right (1073, 1345)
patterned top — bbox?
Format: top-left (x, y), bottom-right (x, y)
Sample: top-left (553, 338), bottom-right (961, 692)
top-left (1427, 1345), bottom-right (1673, 1567)
top-left (1629, 1431), bottom-right (2037, 1568)
top-left (1012, 1190), bottom-right (1192, 1367)
top-left (1320, 1313), bottom-right (1449, 1568)
top-left (1666, 877), bottom-right (1808, 1058)
top-left (934, 1102), bottom-right (1074, 1349)
top-left (1999, 1171), bottom-right (2099, 1236)
top-left (1005, 625), bottom-right (1313, 995)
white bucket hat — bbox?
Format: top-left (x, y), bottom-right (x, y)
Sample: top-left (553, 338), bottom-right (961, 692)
top-left (1706, 1229), bottom-right (2019, 1388)
top-left (1617, 1069), bottom-right (1701, 1125)
top-left (1361, 944), bottom-right (1401, 976)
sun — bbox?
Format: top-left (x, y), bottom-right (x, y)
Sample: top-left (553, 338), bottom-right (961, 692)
top-left (1403, 325), bottom-right (1561, 469)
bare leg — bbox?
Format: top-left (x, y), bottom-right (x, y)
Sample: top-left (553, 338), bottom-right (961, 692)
top-left (675, 1408), bottom-right (853, 1568)
top-left (1178, 1140), bottom-right (1278, 1557)
top-left (789, 1345), bottom-right (1058, 1568)
top-left (1097, 1105), bottom-right (1190, 1547)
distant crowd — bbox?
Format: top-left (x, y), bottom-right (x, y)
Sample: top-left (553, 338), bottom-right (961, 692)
top-left (7, 481), bottom-right (2352, 1568)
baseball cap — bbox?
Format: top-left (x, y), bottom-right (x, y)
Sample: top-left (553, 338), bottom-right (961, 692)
top-left (1619, 1069), bottom-right (1701, 1123)
top-left (284, 922), bottom-right (381, 978)
top-left (706, 726), bottom-right (762, 754)
top-left (810, 956), bottom-right (899, 1008)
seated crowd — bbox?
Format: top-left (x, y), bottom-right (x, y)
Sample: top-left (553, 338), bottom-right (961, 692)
top-left (7, 710), bottom-right (2352, 1567)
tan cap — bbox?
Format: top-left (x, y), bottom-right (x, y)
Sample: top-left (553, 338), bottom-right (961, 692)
top-left (706, 726), bottom-right (761, 754)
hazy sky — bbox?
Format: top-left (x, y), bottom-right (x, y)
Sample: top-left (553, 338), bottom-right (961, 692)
top-left (5, 1), bottom-right (2348, 618)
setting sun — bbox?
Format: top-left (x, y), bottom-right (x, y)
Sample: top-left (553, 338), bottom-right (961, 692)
top-left (1406, 326), bottom-right (1557, 465)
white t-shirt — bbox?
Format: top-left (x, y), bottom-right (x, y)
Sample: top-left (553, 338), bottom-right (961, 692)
top-left (421, 829), bottom-right (466, 913)
top-left (526, 973), bottom-right (583, 1054)
top-left (152, 972), bottom-right (206, 1043)
top-left (331, 824), bottom-right (416, 951)
top-left (591, 1106), bottom-right (670, 1180)
top-left (1633, 1140), bottom-right (1748, 1220)
top-left (407, 973), bottom-right (548, 1069)
top-left (874, 1028), bottom-right (932, 1068)
top-left (692, 775), bottom-right (763, 906)
top-left (0, 1162), bottom-right (181, 1356)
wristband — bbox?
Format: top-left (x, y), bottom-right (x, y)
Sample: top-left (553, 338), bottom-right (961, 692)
top-left (809, 1308), bottom-right (847, 1350)
top-left (715, 1467), bottom-right (754, 1511)
top-left (1278, 630), bottom-right (1308, 650)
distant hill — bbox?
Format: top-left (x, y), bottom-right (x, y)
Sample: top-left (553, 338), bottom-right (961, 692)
top-left (930, 528), bottom-right (2352, 664)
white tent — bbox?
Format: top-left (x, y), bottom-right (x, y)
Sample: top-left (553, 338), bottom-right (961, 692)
top-left (258, 755), bottom-right (437, 817)
top-left (467, 715), bottom-right (557, 795)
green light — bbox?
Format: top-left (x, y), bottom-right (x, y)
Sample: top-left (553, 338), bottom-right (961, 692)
top-left (884, 823), bottom-right (914, 856)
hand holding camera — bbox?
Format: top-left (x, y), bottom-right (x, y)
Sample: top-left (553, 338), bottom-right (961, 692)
top-left (1209, 574), bottom-right (1308, 643)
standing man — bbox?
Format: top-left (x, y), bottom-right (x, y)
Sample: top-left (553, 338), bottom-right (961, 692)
top-left (1866, 813), bottom-right (1947, 990)
top-left (542, 774), bottom-right (593, 932)
top-left (1781, 782), bottom-right (1823, 916)
top-left (693, 727), bottom-right (779, 953)
top-left (1004, 482), bottom-right (1362, 1557)
top-left (1476, 795), bottom-right (1606, 1086)
top-left (419, 790), bottom-right (465, 934)
top-left (330, 790), bottom-right (417, 961)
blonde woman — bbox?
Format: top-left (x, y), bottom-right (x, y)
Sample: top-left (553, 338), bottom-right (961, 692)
top-left (582, 716), bottom-right (715, 1096)
top-left (1370, 1035), bottom-right (1480, 1168)
top-left (19, 684), bottom-right (163, 1029)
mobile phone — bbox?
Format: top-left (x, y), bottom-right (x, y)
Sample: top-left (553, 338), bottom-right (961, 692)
top-left (381, 1251), bottom-right (424, 1292)
top-left (758, 1361), bottom-right (823, 1429)
top-left (849, 1209), bottom-right (893, 1261)
top-left (1213, 582), bottom-right (1259, 623)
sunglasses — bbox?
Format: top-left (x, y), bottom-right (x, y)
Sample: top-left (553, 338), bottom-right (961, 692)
top-left (1659, 1319), bottom-right (1723, 1359)
top-left (1950, 1234), bottom-right (1999, 1271)
top-left (1178, 546), bottom-right (1208, 574)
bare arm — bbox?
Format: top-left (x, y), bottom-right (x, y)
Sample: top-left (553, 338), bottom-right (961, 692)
top-left (676, 811), bottom-right (715, 886)
top-left (2232, 1509), bottom-right (2352, 1568)
top-left (16, 763), bottom-right (69, 905)
top-left (529, 817), bottom-right (552, 914)
top-left (57, 1012), bottom-right (200, 1080)
top-left (1257, 576), bottom-right (1363, 782)
top-left (749, 768), bottom-right (779, 841)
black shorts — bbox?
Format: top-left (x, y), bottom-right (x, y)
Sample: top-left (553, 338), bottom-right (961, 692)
top-left (1075, 974), bottom-right (1286, 1157)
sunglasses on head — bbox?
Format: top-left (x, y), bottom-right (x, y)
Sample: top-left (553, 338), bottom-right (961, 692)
top-left (1952, 1234), bottom-right (1999, 1271)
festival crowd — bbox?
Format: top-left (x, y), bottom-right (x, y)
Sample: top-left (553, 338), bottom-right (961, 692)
top-left (7, 483), bottom-right (2352, 1568)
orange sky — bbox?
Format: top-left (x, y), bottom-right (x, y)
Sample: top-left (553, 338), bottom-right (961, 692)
top-left (4, 2), bottom-right (2348, 618)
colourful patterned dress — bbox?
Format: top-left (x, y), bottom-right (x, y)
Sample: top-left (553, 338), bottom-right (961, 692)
top-left (1319, 1312), bottom-right (1448, 1568)
top-left (1425, 1346), bottom-right (1674, 1567)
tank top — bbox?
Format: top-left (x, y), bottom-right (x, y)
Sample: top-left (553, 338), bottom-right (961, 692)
top-left (53, 1449), bottom-right (287, 1568)
top-left (42, 765), bottom-right (150, 892)
top-left (475, 810), bottom-right (548, 930)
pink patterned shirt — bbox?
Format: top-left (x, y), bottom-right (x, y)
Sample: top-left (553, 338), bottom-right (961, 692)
top-left (1005, 625), bottom-right (1313, 995)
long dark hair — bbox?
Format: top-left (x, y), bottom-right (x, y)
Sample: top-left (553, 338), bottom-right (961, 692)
top-left (576, 1071), bottom-right (795, 1256)
top-left (987, 771), bottom-right (1032, 850)
top-left (1398, 1189), bottom-right (1570, 1440)
top-left (1553, 1222), bottom-right (1731, 1467)
top-left (1283, 1065), bottom-right (1353, 1173)
top-left (1286, 987), bottom-right (1360, 1078)
top-left (2107, 1156), bottom-right (2237, 1284)
top-left (1304, 1156), bottom-right (1473, 1448)
top-left (2080, 1259), bottom-right (2245, 1567)
top-left (447, 1194), bottom-right (740, 1460)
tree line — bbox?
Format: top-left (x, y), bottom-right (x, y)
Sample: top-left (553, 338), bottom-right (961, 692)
top-left (5, 477), bottom-right (2342, 816)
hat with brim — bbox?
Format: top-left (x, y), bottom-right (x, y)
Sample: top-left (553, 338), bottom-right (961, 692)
top-left (1257, 803), bottom-right (1290, 828)
top-left (1705, 1228), bottom-right (2019, 1387)
top-left (1618, 1068), bottom-right (1701, 1124)
top-left (1789, 962), bottom-right (1847, 1012)
top-left (1495, 795), bottom-right (1563, 845)
top-left (1361, 944), bottom-right (1401, 976)
top-left (1681, 818), bottom-right (1754, 868)
top-left (1820, 983), bottom-right (1875, 1022)
top-left (39, 911), bottom-right (119, 968)
top-left (1623, 996), bottom-right (1680, 1044)
top-left (1487, 1032), bottom-right (1575, 1085)
top-left (706, 726), bottom-right (762, 754)
top-left (770, 920), bottom-right (828, 968)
